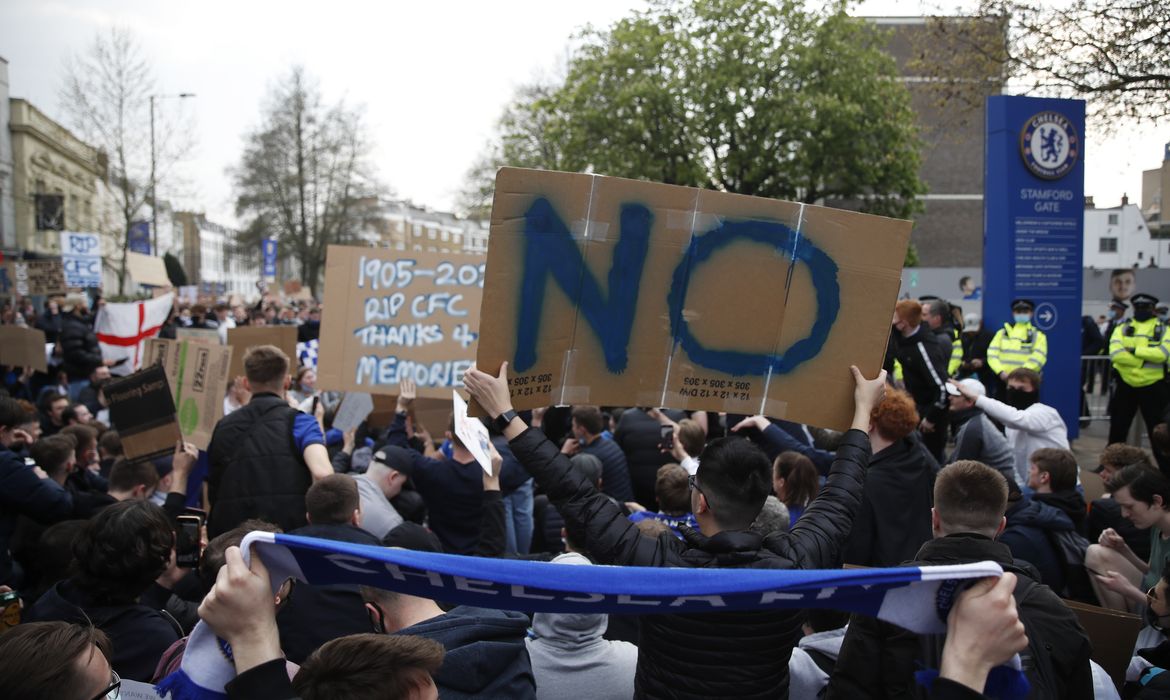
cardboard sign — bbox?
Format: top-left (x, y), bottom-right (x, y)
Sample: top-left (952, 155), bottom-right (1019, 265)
top-left (7, 259), bottom-right (68, 296)
top-left (226, 325), bottom-right (299, 381)
top-left (332, 392), bottom-right (374, 432)
top-left (144, 338), bottom-right (234, 450)
top-left (1062, 599), bottom-right (1142, 689)
top-left (176, 327), bottom-right (222, 344)
top-left (475, 168), bottom-right (911, 430)
top-left (453, 391), bottom-right (493, 475)
top-left (106, 365), bottom-right (182, 462)
top-left (127, 251), bottom-right (172, 287)
top-left (60, 231), bottom-right (103, 288)
top-left (284, 279), bottom-right (303, 295)
top-left (0, 326), bottom-right (48, 372)
top-left (317, 245), bottom-right (483, 399)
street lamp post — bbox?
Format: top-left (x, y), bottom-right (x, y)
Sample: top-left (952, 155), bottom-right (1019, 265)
top-left (150, 93), bottom-right (195, 256)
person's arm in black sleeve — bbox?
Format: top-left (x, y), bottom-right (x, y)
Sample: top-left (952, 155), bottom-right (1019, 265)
top-left (381, 411), bottom-right (410, 449)
top-left (757, 421), bottom-right (835, 475)
top-left (226, 658), bottom-right (298, 700)
top-left (475, 448), bottom-right (507, 558)
top-left (0, 456), bottom-right (74, 524)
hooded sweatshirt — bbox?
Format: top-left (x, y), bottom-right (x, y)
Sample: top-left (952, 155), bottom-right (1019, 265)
top-left (525, 552), bottom-right (639, 700)
top-left (999, 496), bottom-right (1076, 593)
top-left (25, 579), bottom-right (182, 681)
top-left (788, 626), bottom-right (848, 699)
top-left (399, 605), bottom-right (536, 699)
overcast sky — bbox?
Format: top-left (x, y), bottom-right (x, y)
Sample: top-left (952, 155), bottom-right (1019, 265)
top-left (1, 0), bottom-right (1165, 227)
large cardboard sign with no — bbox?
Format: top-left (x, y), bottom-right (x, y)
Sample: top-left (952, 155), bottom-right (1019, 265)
top-left (476, 168), bottom-right (911, 431)
top-left (317, 245), bottom-right (483, 399)
top-left (226, 326), bottom-right (298, 381)
top-left (144, 338), bottom-right (233, 450)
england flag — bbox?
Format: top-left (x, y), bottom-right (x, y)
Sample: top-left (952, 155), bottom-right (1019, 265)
top-left (94, 293), bottom-right (173, 375)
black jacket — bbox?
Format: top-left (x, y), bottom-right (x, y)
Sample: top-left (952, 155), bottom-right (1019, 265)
top-left (826, 534), bottom-right (1093, 700)
top-left (614, 408), bottom-right (684, 510)
top-left (1033, 489), bottom-right (1087, 535)
top-left (509, 425), bottom-right (873, 700)
top-left (26, 579), bottom-right (182, 682)
top-left (59, 311), bottom-right (104, 380)
top-left (842, 435), bottom-right (936, 568)
top-left (0, 444), bottom-right (73, 585)
top-left (888, 326), bottom-right (950, 423)
top-left (960, 328), bottom-right (997, 388)
top-left (579, 435), bottom-right (635, 504)
top-left (207, 393), bottom-right (311, 538)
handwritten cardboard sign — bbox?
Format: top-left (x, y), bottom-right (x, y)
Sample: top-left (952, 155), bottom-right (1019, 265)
top-left (316, 245), bottom-right (483, 399)
top-left (332, 392), bottom-right (374, 432)
top-left (476, 168), bottom-right (911, 431)
top-left (127, 251), bottom-right (172, 287)
top-left (106, 365), bottom-right (182, 462)
top-left (6, 259), bottom-right (68, 297)
top-left (226, 325), bottom-right (299, 381)
top-left (144, 338), bottom-right (233, 450)
top-left (60, 231), bottom-right (103, 288)
top-left (0, 325), bottom-right (49, 372)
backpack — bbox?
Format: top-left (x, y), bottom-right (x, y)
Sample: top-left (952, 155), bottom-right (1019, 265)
top-left (1045, 528), bottom-right (1096, 603)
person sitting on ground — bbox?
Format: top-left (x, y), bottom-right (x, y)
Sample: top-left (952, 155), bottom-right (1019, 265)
top-left (827, 460), bottom-right (1092, 699)
top-left (1028, 447), bottom-right (1087, 533)
top-left (950, 369), bottom-right (1069, 489)
top-left (1122, 559), bottom-right (1170, 697)
top-left (1088, 443), bottom-right (1156, 560)
top-left (206, 345), bottom-right (333, 538)
top-left (294, 634), bottom-right (446, 700)
top-left (562, 405), bottom-right (636, 504)
top-left (24, 500), bottom-right (182, 681)
top-left (999, 479), bottom-right (1083, 598)
top-left (945, 378), bottom-right (1016, 485)
top-left (842, 389), bottom-right (937, 568)
top-left (627, 463), bottom-right (698, 538)
top-left (464, 361), bottom-right (885, 699)
top-left (773, 451), bottom-right (820, 526)
top-left (0, 622), bottom-right (119, 699)
top-left (1086, 464), bottom-right (1170, 612)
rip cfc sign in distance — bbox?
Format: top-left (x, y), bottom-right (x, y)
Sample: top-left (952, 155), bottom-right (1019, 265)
top-left (476, 168), bottom-right (912, 431)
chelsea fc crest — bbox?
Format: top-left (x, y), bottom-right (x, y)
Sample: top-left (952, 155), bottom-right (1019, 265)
top-left (1020, 111), bottom-right (1078, 180)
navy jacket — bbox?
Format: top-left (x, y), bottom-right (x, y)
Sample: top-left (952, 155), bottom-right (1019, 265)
top-left (0, 444), bottom-right (73, 585)
top-left (579, 435), bottom-right (635, 503)
top-left (1000, 496), bottom-right (1076, 594)
top-left (399, 606), bottom-right (535, 700)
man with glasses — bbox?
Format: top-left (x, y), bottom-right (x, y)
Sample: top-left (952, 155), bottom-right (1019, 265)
top-left (464, 362), bottom-right (886, 699)
top-left (0, 620), bottom-right (120, 698)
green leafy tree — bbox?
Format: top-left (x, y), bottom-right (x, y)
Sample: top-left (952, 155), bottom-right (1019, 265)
top-left (468, 0), bottom-right (925, 219)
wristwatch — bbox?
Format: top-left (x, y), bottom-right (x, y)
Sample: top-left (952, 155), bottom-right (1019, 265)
top-left (493, 409), bottom-right (518, 433)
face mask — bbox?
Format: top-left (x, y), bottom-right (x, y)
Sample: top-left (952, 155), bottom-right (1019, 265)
top-left (1013, 313), bottom-right (1031, 324)
top-left (1159, 312), bottom-right (1170, 322)
top-left (1146, 603), bottom-right (1170, 632)
top-left (1134, 308), bottom-right (1155, 322)
top-left (1005, 387), bottom-right (1038, 411)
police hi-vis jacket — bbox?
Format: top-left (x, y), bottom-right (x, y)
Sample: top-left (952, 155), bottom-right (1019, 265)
top-left (1110, 318), bottom-right (1170, 388)
top-left (988, 322), bottom-right (1048, 375)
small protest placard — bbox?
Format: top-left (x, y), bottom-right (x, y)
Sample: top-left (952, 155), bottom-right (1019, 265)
top-left (127, 251), bottom-right (172, 287)
top-left (226, 325), bottom-right (298, 381)
top-left (176, 327), bottom-right (222, 344)
top-left (144, 338), bottom-right (233, 450)
top-left (453, 391), bottom-right (493, 475)
top-left (316, 245), bottom-right (483, 399)
top-left (0, 326), bottom-right (48, 372)
top-left (60, 231), bottom-right (103, 288)
top-left (7, 259), bottom-right (68, 297)
top-left (106, 365), bottom-right (182, 462)
top-left (476, 168), bottom-right (911, 430)
top-left (332, 392), bottom-right (374, 433)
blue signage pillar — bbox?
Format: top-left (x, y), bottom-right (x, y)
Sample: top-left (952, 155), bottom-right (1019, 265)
top-left (261, 238), bottom-right (278, 282)
top-left (984, 96), bottom-right (1085, 439)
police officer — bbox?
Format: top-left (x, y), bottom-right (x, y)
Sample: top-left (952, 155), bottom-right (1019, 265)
top-left (987, 299), bottom-right (1048, 383)
top-left (1109, 293), bottom-right (1170, 472)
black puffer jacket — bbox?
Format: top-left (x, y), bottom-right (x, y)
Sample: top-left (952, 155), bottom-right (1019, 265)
top-left (614, 408), bottom-right (685, 511)
top-left (59, 311), bottom-right (104, 380)
top-left (509, 426), bottom-right (872, 700)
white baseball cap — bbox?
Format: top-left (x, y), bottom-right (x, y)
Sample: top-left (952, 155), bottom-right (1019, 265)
top-left (946, 378), bottom-right (986, 397)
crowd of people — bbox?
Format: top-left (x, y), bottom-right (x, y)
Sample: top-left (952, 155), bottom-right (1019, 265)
top-left (1, 288), bottom-right (1170, 698)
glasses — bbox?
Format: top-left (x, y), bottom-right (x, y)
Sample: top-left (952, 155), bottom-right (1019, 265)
top-left (687, 474), bottom-right (703, 495)
top-left (1149, 587), bottom-right (1160, 606)
top-left (90, 670), bottom-right (120, 700)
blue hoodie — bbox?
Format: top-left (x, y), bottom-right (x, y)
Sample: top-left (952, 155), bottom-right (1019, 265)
top-left (1000, 496), bottom-right (1075, 593)
top-left (399, 605), bottom-right (535, 699)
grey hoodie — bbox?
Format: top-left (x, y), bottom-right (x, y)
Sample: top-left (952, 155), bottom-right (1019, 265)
top-left (525, 552), bottom-right (639, 700)
top-left (788, 626), bottom-right (848, 699)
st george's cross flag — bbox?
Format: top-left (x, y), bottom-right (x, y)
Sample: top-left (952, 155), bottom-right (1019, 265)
top-left (158, 531), bottom-right (1026, 700)
top-left (94, 293), bottom-right (173, 376)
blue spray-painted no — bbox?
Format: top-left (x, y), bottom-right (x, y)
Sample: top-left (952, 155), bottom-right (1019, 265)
top-left (515, 198), bottom-right (840, 377)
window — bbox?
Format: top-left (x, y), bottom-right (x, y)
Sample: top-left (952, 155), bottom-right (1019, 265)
top-left (1100, 237), bottom-right (1118, 253)
top-left (1139, 251), bottom-right (1144, 260)
top-left (35, 194), bottom-right (65, 231)
top-left (427, 229), bottom-right (436, 240)
top-left (441, 230), bottom-right (449, 242)
top-left (1108, 214), bottom-right (1119, 225)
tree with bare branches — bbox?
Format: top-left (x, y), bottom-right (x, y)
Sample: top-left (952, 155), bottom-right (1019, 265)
top-left (232, 67), bottom-right (381, 296)
top-left (60, 27), bottom-right (192, 296)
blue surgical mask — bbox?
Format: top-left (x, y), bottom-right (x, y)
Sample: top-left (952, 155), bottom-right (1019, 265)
top-left (1013, 313), bottom-right (1031, 324)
